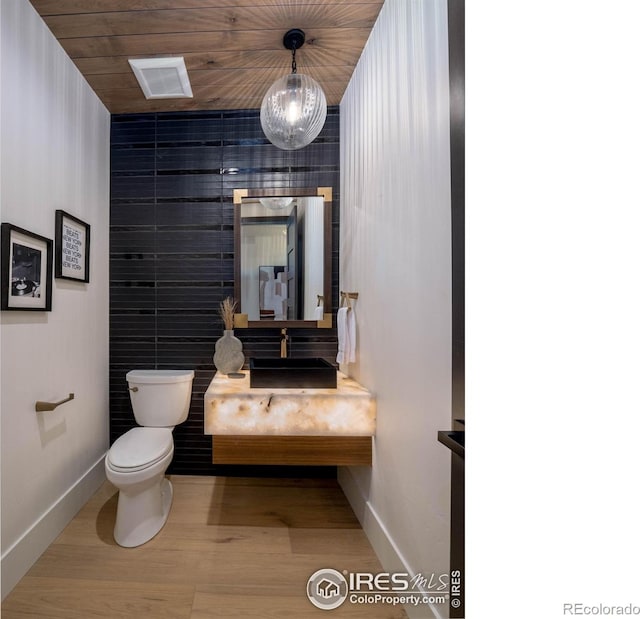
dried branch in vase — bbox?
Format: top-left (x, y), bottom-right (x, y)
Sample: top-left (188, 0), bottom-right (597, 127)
top-left (218, 297), bottom-right (237, 330)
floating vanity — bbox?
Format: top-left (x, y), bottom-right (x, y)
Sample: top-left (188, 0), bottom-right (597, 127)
top-left (204, 370), bottom-right (375, 466)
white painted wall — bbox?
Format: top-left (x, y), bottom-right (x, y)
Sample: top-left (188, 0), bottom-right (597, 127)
top-left (339, 1), bottom-right (452, 617)
top-left (0, 0), bottom-right (110, 597)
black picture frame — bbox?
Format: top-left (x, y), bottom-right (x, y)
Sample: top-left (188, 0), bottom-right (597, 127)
top-left (55, 210), bottom-right (90, 283)
top-left (1, 223), bottom-right (53, 311)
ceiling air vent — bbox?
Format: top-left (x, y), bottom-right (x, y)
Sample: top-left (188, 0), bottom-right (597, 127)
top-left (128, 57), bottom-right (193, 99)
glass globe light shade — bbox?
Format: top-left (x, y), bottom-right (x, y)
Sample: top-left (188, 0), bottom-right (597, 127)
top-left (259, 197), bottom-right (293, 210)
top-left (260, 73), bottom-right (327, 150)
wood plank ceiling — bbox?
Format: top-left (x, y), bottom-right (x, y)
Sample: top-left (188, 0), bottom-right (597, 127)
top-left (29, 0), bottom-right (384, 114)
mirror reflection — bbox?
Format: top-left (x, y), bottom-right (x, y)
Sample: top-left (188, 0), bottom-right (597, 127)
top-left (239, 196), bottom-right (325, 321)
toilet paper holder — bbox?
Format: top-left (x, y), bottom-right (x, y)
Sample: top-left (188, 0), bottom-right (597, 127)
top-left (35, 393), bottom-right (74, 412)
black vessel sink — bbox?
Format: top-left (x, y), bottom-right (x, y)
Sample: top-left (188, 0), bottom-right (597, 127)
top-left (249, 357), bottom-right (337, 389)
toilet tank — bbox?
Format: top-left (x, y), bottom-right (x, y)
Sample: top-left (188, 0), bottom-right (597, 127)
top-left (126, 370), bottom-right (194, 427)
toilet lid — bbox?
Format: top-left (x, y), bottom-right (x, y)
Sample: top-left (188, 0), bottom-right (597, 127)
top-left (107, 427), bottom-right (173, 472)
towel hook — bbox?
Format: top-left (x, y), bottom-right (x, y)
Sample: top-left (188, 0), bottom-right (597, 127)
top-left (340, 291), bottom-right (359, 310)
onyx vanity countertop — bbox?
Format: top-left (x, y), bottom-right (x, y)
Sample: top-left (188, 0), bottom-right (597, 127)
top-left (204, 370), bottom-right (376, 436)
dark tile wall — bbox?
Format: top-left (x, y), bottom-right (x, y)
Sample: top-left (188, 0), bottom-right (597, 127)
top-left (110, 108), bottom-right (340, 476)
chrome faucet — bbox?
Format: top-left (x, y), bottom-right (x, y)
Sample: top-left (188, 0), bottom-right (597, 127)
top-left (280, 328), bottom-right (288, 358)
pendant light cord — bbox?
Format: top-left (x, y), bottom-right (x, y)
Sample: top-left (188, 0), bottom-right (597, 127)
top-left (291, 46), bottom-right (297, 74)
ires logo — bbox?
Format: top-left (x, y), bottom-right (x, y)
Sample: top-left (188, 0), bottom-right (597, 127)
top-left (348, 571), bottom-right (449, 592)
top-left (450, 570), bottom-right (462, 610)
top-left (307, 569), bottom-right (450, 611)
top-left (307, 569), bottom-right (349, 610)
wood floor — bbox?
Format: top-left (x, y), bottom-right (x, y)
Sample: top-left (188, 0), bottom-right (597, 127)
top-left (2, 476), bottom-right (409, 618)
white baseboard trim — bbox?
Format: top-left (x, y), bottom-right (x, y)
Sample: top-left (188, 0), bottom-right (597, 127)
top-left (1, 453), bottom-right (107, 600)
top-left (338, 467), bottom-right (448, 619)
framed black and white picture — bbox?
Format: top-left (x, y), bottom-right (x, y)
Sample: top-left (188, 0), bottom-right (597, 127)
top-left (55, 210), bottom-right (90, 282)
top-left (1, 223), bottom-right (53, 311)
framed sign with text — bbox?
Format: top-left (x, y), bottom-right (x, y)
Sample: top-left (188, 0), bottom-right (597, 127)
top-left (55, 210), bottom-right (90, 283)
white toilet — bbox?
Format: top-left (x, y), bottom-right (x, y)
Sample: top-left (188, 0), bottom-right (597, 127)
top-left (105, 369), bottom-right (194, 547)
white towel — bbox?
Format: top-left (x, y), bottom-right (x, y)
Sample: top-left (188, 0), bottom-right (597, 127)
top-left (314, 304), bottom-right (324, 320)
top-left (336, 307), bottom-right (348, 364)
top-left (347, 307), bottom-right (356, 363)
top-left (336, 307), bottom-right (357, 365)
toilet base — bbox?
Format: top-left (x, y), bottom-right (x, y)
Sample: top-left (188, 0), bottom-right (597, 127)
top-left (113, 477), bottom-right (173, 548)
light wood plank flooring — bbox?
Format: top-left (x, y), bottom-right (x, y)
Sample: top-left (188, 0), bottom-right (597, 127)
top-left (2, 476), bottom-right (410, 618)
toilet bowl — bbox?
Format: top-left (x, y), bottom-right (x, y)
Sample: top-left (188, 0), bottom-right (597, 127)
top-left (105, 369), bottom-right (194, 547)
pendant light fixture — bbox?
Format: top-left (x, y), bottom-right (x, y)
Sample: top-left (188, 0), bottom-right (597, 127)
top-left (260, 29), bottom-right (327, 151)
top-left (259, 197), bottom-right (293, 210)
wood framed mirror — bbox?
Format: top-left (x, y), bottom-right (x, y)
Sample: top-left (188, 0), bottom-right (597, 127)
top-left (233, 187), bottom-right (332, 329)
